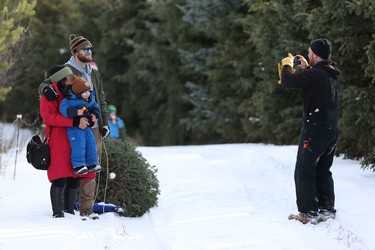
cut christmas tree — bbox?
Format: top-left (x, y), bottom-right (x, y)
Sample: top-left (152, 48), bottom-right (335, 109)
top-left (96, 138), bottom-right (160, 217)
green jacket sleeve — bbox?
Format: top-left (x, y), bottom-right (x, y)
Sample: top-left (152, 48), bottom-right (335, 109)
top-left (92, 70), bottom-right (109, 128)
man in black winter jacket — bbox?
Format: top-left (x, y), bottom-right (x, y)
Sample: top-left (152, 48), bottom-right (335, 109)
top-left (280, 38), bottom-right (341, 224)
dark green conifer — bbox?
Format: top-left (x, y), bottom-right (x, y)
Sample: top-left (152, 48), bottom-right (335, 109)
top-left (96, 138), bottom-right (160, 217)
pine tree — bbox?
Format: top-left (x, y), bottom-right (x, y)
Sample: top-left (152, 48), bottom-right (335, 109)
top-left (96, 0), bottom-right (207, 145)
top-left (1, 0), bottom-right (97, 123)
top-left (307, 0), bottom-right (375, 170)
top-left (241, 0), bottom-right (316, 144)
top-left (181, 0), bottom-right (259, 142)
top-left (96, 138), bottom-right (160, 217)
top-left (0, 0), bottom-right (35, 102)
top-left (94, 0), bottom-right (143, 141)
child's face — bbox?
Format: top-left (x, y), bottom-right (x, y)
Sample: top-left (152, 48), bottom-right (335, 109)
top-left (81, 90), bottom-right (90, 99)
top-left (109, 111), bottom-right (116, 119)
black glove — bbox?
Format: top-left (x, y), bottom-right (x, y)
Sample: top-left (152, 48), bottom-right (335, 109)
top-left (42, 85), bottom-right (58, 101)
top-left (101, 125), bottom-right (110, 139)
top-left (73, 117), bottom-right (81, 127)
top-left (86, 114), bottom-right (95, 127)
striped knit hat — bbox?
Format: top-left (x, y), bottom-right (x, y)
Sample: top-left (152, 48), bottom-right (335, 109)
top-left (69, 34), bottom-right (92, 55)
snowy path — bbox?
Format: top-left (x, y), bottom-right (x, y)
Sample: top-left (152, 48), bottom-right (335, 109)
top-left (1, 143), bottom-right (374, 250)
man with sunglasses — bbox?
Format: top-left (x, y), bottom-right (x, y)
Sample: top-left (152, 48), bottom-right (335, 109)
top-left (65, 34), bottom-right (110, 220)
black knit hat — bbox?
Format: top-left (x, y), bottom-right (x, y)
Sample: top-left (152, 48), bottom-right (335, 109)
top-left (310, 38), bottom-right (332, 60)
top-left (69, 34), bottom-right (92, 55)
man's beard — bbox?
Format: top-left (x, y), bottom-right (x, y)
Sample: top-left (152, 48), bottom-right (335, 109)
top-left (77, 53), bottom-right (92, 63)
top-left (309, 57), bottom-right (316, 66)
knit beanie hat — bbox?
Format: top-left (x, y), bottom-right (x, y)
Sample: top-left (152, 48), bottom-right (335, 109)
top-left (108, 105), bottom-right (117, 113)
top-left (45, 65), bottom-right (73, 83)
top-left (69, 34), bottom-right (92, 55)
top-left (70, 75), bottom-right (90, 94)
top-left (310, 38), bottom-right (332, 60)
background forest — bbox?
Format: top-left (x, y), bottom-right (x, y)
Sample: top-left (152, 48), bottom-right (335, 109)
top-left (1, 0), bottom-right (375, 170)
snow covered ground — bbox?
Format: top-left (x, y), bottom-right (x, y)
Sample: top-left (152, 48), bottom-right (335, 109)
top-left (1, 130), bottom-right (375, 249)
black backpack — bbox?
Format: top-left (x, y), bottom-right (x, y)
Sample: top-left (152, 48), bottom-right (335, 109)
top-left (26, 134), bottom-right (50, 170)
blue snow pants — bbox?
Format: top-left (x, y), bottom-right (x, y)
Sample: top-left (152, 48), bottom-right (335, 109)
top-left (67, 127), bottom-right (98, 168)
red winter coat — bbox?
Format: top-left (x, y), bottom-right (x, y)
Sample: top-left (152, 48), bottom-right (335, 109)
top-left (39, 82), bottom-right (96, 182)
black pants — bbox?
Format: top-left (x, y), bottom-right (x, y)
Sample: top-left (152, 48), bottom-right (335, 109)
top-left (51, 177), bottom-right (80, 188)
top-left (294, 123), bottom-right (339, 213)
top-left (50, 177), bottom-right (80, 216)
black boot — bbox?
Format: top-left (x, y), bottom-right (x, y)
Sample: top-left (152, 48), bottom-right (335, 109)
top-left (50, 186), bottom-right (64, 218)
top-left (64, 188), bottom-right (78, 215)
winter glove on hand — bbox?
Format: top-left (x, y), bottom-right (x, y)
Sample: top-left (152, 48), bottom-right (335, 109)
top-left (281, 53), bottom-right (294, 68)
top-left (42, 85), bottom-right (58, 101)
top-left (278, 53), bottom-right (296, 85)
top-left (101, 125), bottom-right (110, 139)
top-left (87, 115), bottom-right (95, 127)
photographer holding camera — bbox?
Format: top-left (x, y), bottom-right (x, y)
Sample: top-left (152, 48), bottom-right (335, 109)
top-left (278, 38), bottom-right (341, 224)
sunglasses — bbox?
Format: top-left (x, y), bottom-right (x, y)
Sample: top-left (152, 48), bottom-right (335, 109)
top-left (82, 47), bottom-right (94, 53)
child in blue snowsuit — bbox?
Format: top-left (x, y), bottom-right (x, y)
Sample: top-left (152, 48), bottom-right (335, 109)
top-left (107, 105), bottom-right (125, 139)
top-left (60, 75), bottom-right (101, 175)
